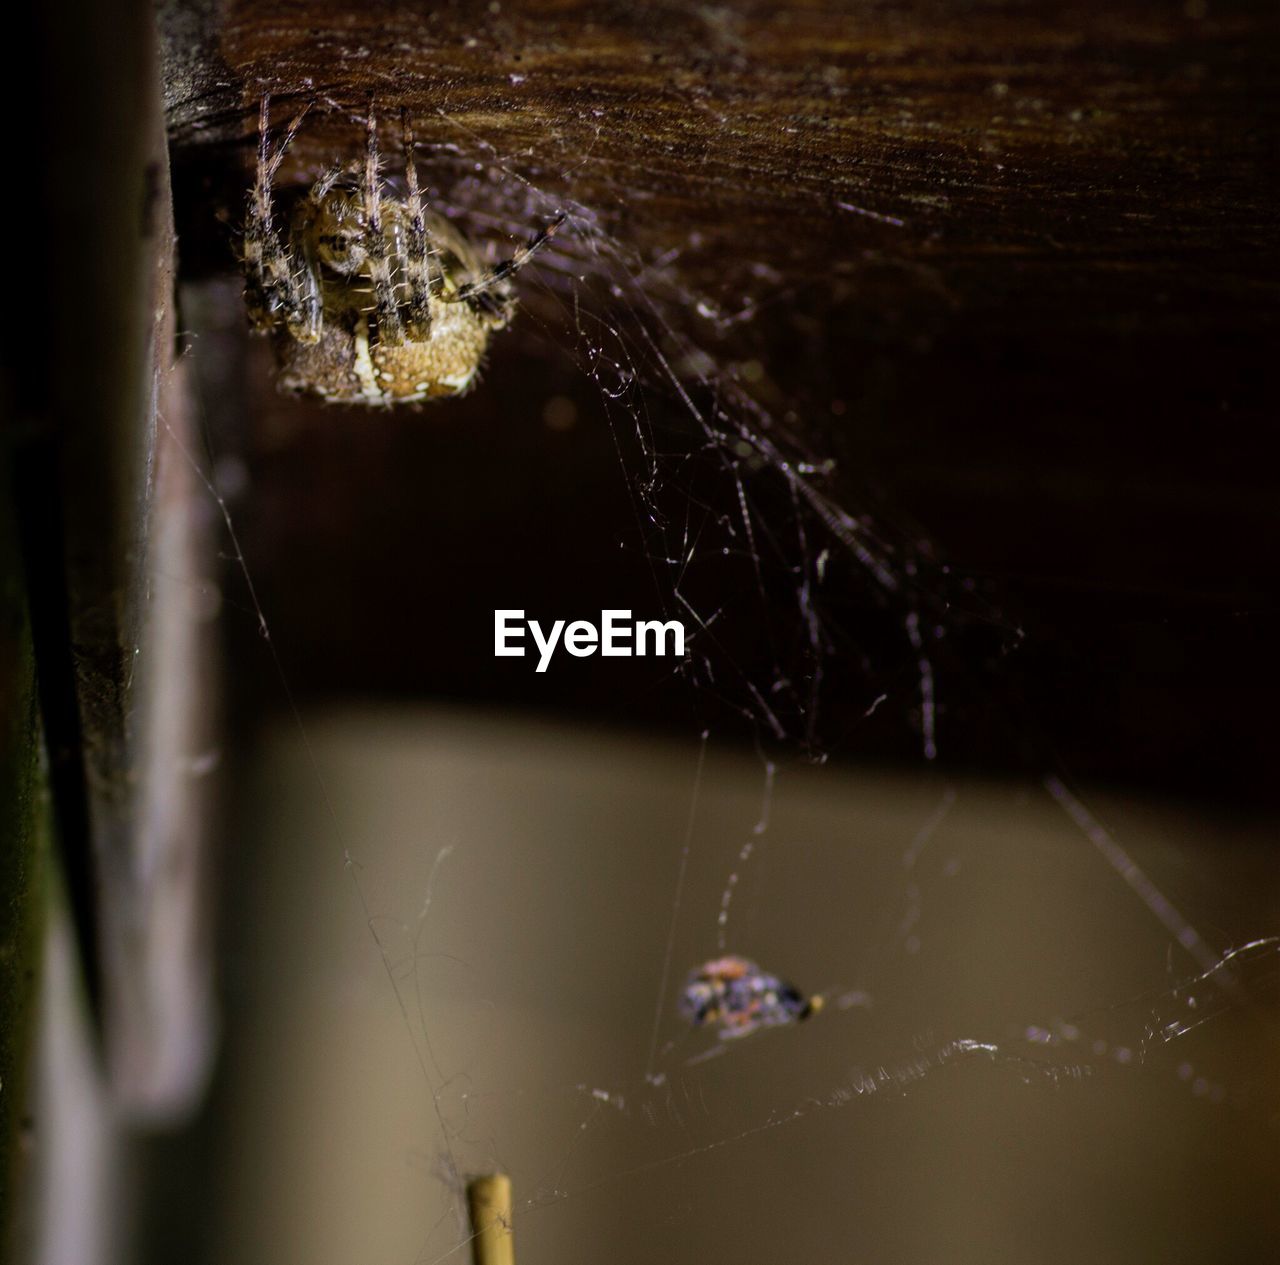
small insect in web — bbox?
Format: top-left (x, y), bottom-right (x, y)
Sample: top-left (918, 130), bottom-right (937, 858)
top-left (679, 955), bottom-right (823, 1040)
top-left (241, 95), bottom-right (564, 405)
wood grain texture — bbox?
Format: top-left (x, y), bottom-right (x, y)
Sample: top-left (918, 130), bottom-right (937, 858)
top-left (164, 0), bottom-right (1279, 800)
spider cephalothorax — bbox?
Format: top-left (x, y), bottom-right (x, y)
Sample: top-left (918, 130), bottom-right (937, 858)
top-left (242, 97), bottom-right (562, 405)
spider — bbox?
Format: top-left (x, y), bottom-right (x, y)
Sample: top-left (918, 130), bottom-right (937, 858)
top-left (679, 954), bottom-right (823, 1039)
top-left (242, 96), bottom-right (563, 405)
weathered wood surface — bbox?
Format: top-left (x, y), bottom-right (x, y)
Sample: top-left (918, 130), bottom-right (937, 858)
top-left (15, 0), bottom-right (219, 1140)
top-left (167, 0), bottom-right (1277, 321)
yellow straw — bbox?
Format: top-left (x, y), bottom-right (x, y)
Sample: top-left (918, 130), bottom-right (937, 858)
top-left (467, 1174), bottom-right (514, 1265)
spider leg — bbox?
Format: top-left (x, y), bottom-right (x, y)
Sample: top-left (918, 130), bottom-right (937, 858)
top-left (400, 110), bottom-right (434, 341)
top-left (242, 94), bottom-right (288, 328)
top-left (453, 213), bottom-right (566, 326)
top-left (362, 102), bottom-right (406, 347)
top-left (310, 160), bottom-right (350, 202)
top-left (243, 94), bottom-right (321, 343)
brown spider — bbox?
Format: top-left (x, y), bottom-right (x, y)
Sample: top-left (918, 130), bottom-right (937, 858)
top-left (242, 96), bottom-right (563, 405)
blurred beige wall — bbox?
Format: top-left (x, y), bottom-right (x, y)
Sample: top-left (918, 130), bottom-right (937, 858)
top-left (212, 709), bottom-right (1279, 1265)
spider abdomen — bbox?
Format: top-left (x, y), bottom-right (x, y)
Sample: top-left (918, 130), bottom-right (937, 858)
top-left (242, 99), bottom-right (560, 407)
top-left (274, 305), bottom-right (494, 404)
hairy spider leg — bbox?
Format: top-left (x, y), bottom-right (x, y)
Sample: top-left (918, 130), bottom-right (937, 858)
top-left (245, 94), bottom-right (322, 344)
top-left (308, 161), bottom-right (349, 202)
top-left (242, 94), bottom-right (286, 327)
top-left (400, 110), bottom-right (435, 341)
top-left (453, 213), bottom-right (568, 325)
top-left (362, 103), bottom-right (406, 347)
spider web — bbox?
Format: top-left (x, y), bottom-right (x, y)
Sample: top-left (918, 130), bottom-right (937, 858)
top-left (172, 100), bottom-right (1280, 1265)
